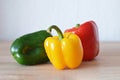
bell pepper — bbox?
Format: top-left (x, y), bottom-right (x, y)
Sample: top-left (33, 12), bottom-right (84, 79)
top-left (44, 25), bottom-right (83, 70)
top-left (65, 21), bottom-right (99, 61)
top-left (10, 30), bottom-right (52, 65)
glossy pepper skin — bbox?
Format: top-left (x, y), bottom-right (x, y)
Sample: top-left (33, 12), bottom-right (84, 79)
top-left (44, 25), bottom-right (83, 70)
top-left (10, 30), bottom-right (52, 65)
top-left (65, 21), bottom-right (99, 61)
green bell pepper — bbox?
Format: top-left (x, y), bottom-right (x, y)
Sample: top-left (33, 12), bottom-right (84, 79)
top-left (10, 30), bottom-right (52, 65)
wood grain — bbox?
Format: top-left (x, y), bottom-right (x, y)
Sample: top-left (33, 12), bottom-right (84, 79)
top-left (0, 41), bottom-right (120, 80)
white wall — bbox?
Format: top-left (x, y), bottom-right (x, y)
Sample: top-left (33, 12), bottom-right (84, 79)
top-left (0, 0), bottom-right (120, 41)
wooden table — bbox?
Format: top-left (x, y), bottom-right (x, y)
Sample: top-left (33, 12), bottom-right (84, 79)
top-left (0, 41), bottom-right (120, 80)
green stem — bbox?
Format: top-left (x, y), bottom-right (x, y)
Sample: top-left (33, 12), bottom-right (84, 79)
top-left (47, 25), bottom-right (64, 40)
top-left (76, 24), bottom-right (80, 28)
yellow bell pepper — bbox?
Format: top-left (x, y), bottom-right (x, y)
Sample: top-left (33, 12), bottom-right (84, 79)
top-left (44, 25), bottom-right (83, 70)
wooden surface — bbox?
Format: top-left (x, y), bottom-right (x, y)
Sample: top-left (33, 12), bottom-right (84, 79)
top-left (0, 41), bottom-right (120, 80)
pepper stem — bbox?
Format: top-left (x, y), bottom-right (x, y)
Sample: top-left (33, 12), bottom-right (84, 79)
top-left (76, 24), bottom-right (80, 28)
top-left (47, 25), bottom-right (64, 40)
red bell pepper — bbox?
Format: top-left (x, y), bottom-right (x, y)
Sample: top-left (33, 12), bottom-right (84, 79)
top-left (65, 21), bottom-right (99, 61)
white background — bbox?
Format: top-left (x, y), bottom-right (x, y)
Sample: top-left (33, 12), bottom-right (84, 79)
top-left (0, 0), bottom-right (120, 41)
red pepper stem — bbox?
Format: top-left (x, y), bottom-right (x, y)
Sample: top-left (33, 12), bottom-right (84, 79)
top-left (47, 25), bottom-right (64, 40)
top-left (76, 24), bottom-right (80, 28)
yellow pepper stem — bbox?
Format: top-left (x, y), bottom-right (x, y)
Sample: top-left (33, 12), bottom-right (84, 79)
top-left (47, 25), bottom-right (64, 40)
